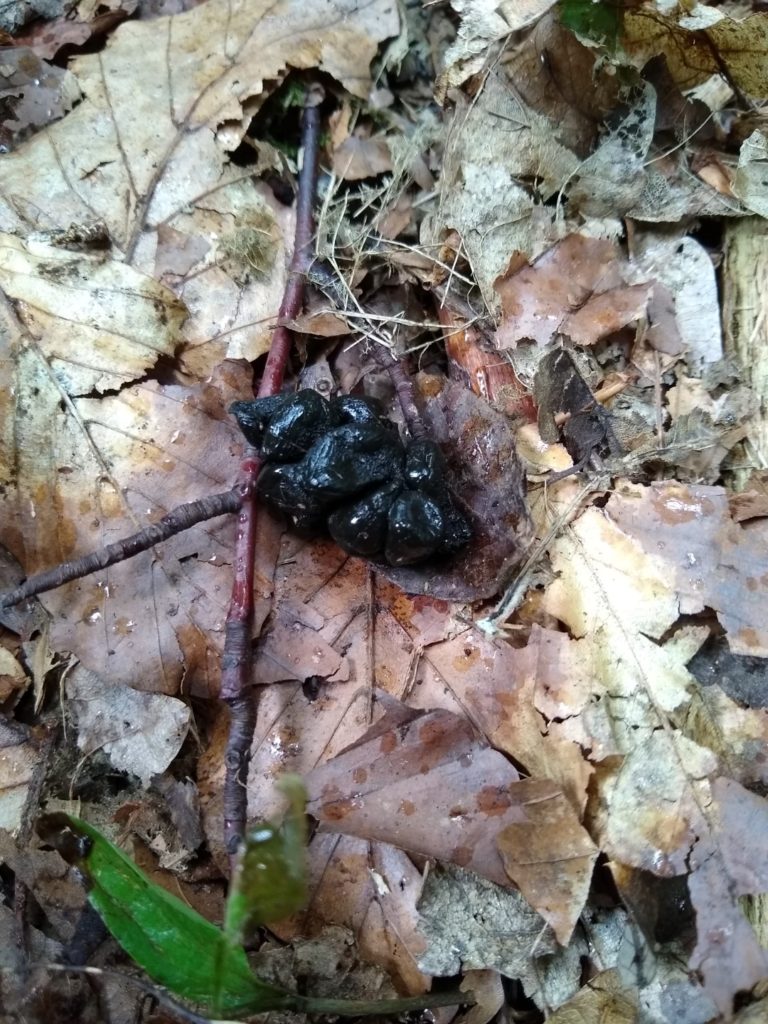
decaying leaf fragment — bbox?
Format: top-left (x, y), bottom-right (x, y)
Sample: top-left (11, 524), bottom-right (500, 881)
top-left (65, 663), bottom-right (190, 786)
top-left (417, 863), bottom-right (557, 979)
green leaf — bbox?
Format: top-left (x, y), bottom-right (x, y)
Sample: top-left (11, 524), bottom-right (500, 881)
top-left (224, 774), bottom-right (308, 943)
top-left (36, 813), bottom-right (293, 1017)
top-left (37, 812), bottom-right (471, 1019)
top-left (559, 0), bottom-right (622, 48)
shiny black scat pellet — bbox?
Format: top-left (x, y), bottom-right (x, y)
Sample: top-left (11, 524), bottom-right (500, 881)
top-left (229, 389), bottom-right (471, 566)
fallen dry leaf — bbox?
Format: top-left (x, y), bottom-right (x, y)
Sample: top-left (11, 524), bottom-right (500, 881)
top-left (631, 232), bottom-right (722, 370)
top-left (65, 663), bottom-right (190, 786)
top-left (438, 0), bottom-right (558, 96)
top-left (494, 234), bottom-right (652, 350)
top-left (734, 130), bottom-right (768, 219)
top-left (624, 6), bottom-right (768, 96)
top-left (0, 47), bottom-right (80, 145)
top-left (546, 969), bottom-right (636, 1024)
top-left (332, 134), bottom-right (393, 181)
top-left (302, 700), bottom-right (596, 940)
top-left (0, 231), bottom-right (185, 393)
top-left (0, 0), bottom-right (399, 373)
top-left (514, 478), bottom-right (768, 1010)
top-left (0, 346), bottom-right (259, 696)
top-left (427, 64), bottom-right (738, 311)
top-left (423, 629), bottom-right (593, 815)
top-left (496, 779), bottom-right (597, 945)
top-left (277, 833), bottom-right (432, 995)
top-left (0, 646), bottom-right (27, 702)
top-left (606, 482), bottom-right (768, 657)
top-left (0, 719), bottom-right (38, 832)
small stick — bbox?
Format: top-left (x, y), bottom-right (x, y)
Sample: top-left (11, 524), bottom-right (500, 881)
top-left (371, 344), bottom-right (427, 440)
top-left (221, 87), bottom-right (323, 859)
top-left (0, 490), bottom-right (242, 609)
top-left (305, 258), bottom-right (428, 440)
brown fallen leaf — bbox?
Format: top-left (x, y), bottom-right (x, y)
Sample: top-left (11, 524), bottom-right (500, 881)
top-left (0, 48), bottom-right (80, 145)
top-left (687, 775), bottom-right (768, 1017)
top-left (423, 629), bottom-right (593, 816)
top-left (496, 779), bottom-right (597, 945)
top-left (303, 699), bottom-right (595, 939)
top-left (277, 833), bottom-right (432, 996)
top-left (494, 234), bottom-right (652, 350)
top-left (0, 232), bottom-right (185, 394)
top-left (606, 482), bottom-right (768, 656)
top-left (305, 702), bottom-right (522, 884)
top-left (332, 134), bottom-right (393, 181)
top-left (0, 347), bottom-right (266, 696)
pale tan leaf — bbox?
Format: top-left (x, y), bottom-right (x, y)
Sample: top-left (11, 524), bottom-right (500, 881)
top-left (734, 130), bottom-right (768, 219)
top-left (66, 663), bottom-right (190, 786)
top-left (0, 0), bottom-right (398, 374)
top-left (0, 720), bottom-right (37, 833)
top-left (438, 0), bottom-right (558, 95)
top-left (547, 969), bottom-right (636, 1024)
top-left (0, 646), bottom-right (27, 702)
top-left (332, 136), bottom-right (393, 181)
top-left (0, 232), bottom-right (185, 393)
top-left (594, 732), bottom-right (716, 875)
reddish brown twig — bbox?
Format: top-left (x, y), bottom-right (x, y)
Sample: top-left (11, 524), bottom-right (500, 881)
top-left (371, 344), bottom-right (427, 440)
top-left (0, 489), bottom-right (242, 610)
top-left (221, 87), bottom-right (322, 859)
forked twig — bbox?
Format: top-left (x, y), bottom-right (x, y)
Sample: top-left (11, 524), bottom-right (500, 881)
top-left (0, 86), bottom-right (324, 867)
top-left (220, 85), bottom-right (322, 859)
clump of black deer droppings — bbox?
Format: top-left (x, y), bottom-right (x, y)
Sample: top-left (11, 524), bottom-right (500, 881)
top-left (229, 389), bottom-right (471, 566)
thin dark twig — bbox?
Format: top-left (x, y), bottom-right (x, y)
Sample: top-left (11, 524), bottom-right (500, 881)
top-left (0, 490), bottom-right (242, 609)
top-left (304, 258), bottom-right (428, 440)
top-left (221, 87), bottom-right (323, 860)
top-left (370, 344), bottom-right (427, 440)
